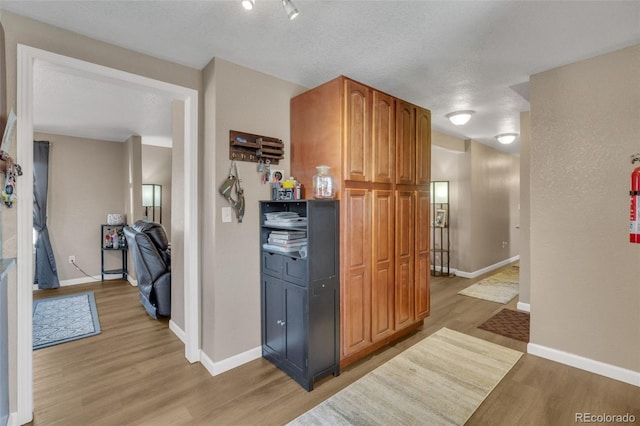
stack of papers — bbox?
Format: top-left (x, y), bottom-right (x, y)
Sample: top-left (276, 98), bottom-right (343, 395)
top-left (263, 229), bottom-right (307, 253)
top-left (264, 211), bottom-right (308, 227)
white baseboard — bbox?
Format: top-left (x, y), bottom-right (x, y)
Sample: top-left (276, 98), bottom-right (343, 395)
top-left (517, 302), bottom-right (530, 312)
top-left (169, 320), bottom-right (186, 344)
top-left (456, 255), bottom-right (520, 279)
top-left (60, 276), bottom-right (102, 286)
top-left (430, 265), bottom-right (458, 276)
top-left (7, 412), bottom-right (18, 426)
top-left (527, 343), bottom-right (640, 387)
top-left (200, 346), bottom-right (262, 377)
top-left (31, 274), bottom-right (134, 291)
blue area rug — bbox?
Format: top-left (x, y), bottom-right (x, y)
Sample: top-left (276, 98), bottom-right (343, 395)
top-left (33, 291), bottom-right (101, 350)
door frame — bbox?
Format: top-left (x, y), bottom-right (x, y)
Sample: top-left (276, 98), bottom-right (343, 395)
top-left (16, 45), bottom-right (201, 424)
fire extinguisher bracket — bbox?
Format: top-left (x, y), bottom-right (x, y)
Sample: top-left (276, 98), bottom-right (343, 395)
top-left (630, 164), bottom-right (640, 244)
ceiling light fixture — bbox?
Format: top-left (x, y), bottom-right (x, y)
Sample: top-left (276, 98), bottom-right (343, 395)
top-left (495, 133), bottom-right (518, 144)
top-left (282, 0), bottom-right (299, 20)
top-left (446, 110), bottom-right (474, 126)
top-left (241, 0), bottom-right (255, 10)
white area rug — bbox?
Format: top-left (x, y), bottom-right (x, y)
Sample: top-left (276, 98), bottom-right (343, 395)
top-left (458, 266), bottom-right (519, 304)
top-left (288, 327), bottom-right (523, 426)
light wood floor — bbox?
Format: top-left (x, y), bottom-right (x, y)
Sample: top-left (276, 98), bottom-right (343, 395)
top-left (30, 266), bottom-right (640, 425)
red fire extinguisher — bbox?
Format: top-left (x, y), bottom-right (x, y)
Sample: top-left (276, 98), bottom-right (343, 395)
top-left (631, 158), bottom-right (640, 243)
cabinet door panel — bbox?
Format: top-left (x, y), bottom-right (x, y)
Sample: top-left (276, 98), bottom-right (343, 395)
top-left (371, 190), bottom-right (395, 341)
top-left (415, 191), bottom-right (430, 319)
top-left (395, 191), bottom-right (415, 329)
top-left (416, 107), bottom-right (431, 186)
top-left (342, 189), bottom-right (371, 356)
top-left (395, 101), bottom-right (415, 185)
top-left (263, 275), bottom-right (284, 356)
top-left (285, 283), bottom-right (306, 374)
top-left (372, 91), bottom-right (394, 183)
top-left (344, 80), bottom-right (370, 182)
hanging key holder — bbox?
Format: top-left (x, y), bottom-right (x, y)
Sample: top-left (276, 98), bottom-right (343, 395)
top-left (218, 160), bottom-right (245, 222)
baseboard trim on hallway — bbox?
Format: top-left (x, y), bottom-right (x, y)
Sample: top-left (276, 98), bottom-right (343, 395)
top-left (32, 274), bottom-right (134, 290)
top-left (456, 255), bottom-right (520, 279)
top-left (200, 346), bottom-right (262, 377)
top-left (169, 320), bottom-right (186, 344)
top-left (527, 343), bottom-right (640, 387)
top-left (516, 302), bottom-right (530, 312)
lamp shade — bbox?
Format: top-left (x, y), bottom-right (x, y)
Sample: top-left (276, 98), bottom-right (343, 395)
top-left (142, 184), bottom-right (162, 207)
top-left (430, 181), bottom-right (449, 204)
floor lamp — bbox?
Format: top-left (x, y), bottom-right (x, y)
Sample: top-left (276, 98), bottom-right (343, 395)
top-left (142, 184), bottom-right (162, 223)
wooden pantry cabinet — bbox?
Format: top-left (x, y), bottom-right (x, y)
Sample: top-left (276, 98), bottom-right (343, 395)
top-left (291, 76), bottom-right (431, 367)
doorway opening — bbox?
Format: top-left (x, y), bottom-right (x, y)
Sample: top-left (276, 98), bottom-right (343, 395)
top-left (16, 45), bottom-right (200, 424)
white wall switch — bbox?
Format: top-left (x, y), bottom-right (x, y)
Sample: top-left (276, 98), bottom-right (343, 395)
top-left (222, 207), bottom-right (232, 223)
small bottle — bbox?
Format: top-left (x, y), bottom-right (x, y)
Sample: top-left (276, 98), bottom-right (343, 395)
top-left (312, 165), bottom-right (336, 199)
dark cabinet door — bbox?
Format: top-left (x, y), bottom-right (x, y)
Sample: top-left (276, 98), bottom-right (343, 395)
top-left (0, 277), bottom-right (8, 426)
top-left (263, 275), bottom-right (285, 357)
top-left (284, 283), bottom-right (306, 374)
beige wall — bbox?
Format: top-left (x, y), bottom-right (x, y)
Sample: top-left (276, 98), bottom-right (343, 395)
top-left (431, 133), bottom-right (464, 270)
top-left (2, 11), bottom-right (202, 416)
top-left (202, 58), bottom-right (306, 362)
top-left (170, 101), bottom-right (185, 331)
top-left (519, 111), bottom-right (531, 305)
top-left (432, 132), bottom-right (520, 274)
top-left (123, 135), bottom-right (143, 280)
top-left (467, 141), bottom-right (520, 272)
top-left (530, 44), bottom-right (640, 371)
top-left (35, 132), bottom-right (125, 281)
top-left (141, 145), bottom-right (172, 239)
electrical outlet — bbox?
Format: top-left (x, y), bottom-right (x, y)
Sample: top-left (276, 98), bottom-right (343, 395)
top-left (502, 241), bottom-right (508, 248)
top-left (68, 255), bottom-right (76, 264)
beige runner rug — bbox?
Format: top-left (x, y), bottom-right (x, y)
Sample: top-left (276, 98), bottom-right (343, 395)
top-left (288, 328), bottom-right (522, 426)
top-left (458, 266), bottom-right (519, 304)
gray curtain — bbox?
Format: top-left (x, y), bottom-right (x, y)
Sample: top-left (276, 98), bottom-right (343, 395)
top-left (33, 141), bottom-right (59, 289)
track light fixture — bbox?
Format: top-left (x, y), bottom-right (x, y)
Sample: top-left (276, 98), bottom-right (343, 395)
top-left (282, 0), bottom-right (299, 20)
top-left (241, 0), bottom-right (299, 20)
top-left (495, 133), bottom-right (518, 144)
top-left (446, 110), bottom-right (474, 126)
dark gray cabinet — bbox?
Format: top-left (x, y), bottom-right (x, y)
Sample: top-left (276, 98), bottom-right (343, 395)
top-left (0, 276), bottom-right (7, 426)
top-left (0, 259), bottom-right (14, 426)
top-left (259, 200), bottom-right (339, 391)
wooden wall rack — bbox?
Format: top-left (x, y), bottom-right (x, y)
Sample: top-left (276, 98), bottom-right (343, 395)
top-left (229, 130), bottom-right (284, 164)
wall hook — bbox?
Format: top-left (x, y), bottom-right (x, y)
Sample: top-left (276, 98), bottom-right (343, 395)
top-left (632, 154), bottom-right (640, 164)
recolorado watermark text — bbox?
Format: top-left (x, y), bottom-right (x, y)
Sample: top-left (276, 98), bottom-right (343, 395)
top-left (576, 413), bottom-right (636, 423)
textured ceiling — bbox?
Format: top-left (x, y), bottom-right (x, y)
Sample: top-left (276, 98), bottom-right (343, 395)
top-left (3, 0), bottom-right (640, 154)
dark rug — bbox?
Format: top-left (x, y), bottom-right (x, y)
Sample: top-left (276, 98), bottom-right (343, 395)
top-left (478, 309), bottom-right (530, 342)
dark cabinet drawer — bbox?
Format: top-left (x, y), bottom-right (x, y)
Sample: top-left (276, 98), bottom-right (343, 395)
top-left (284, 256), bottom-right (307, 286)
top-left (262, 252), bottom-right (283, 278)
